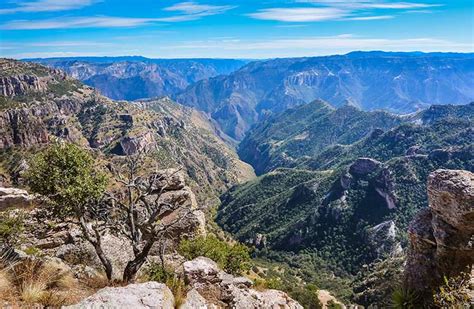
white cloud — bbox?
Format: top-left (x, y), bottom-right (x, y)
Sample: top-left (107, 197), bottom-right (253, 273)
top-left (0, 0), bottom-right (99, 14)
top-left (362, 2), bottom-right (441, 9)
top-left (2, 35), bottom-right (471, 59)
top-left (1, 1), bottom-right (236, 29)
top-left (248, 7), bottom-right (347, 22)
top-left (161, 1), bottom-right (236, 21)
top-left (155, 35), bottom-right (472, 57)
top-left (296, 0), bottom-right (441, 9)
top-left (270, 0), bottom-right (443, 22)
top-left (1, 16), bottom-right (159, 29)
top-left (347, 15), bottom-right (393, 20)
top-left (164, 2), bottom-right (235, 15)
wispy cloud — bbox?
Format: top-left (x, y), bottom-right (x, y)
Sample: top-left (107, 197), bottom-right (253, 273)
top-left (2, 35), bottom-right (471, 59)
top-left (296, 0), bottom-right (442, 9)
top-left (0, 0), bottom-right (99, 14)
top-left (347, 15), bottom-right (393, 20)
top-left (1, 16), bottom-right (160, 29)
top-left (155, 35), bottom-right (472, 57)
top-left (164, 2), bottom-right (235, 15)
top-left (161, 1), bottom-right (236, 21)
top-left (250, 1), bottom-right (442, 23)
top-left (1, 1), bottom-right (236, 29)
top-left (248, 8), bottom-right (346, 22)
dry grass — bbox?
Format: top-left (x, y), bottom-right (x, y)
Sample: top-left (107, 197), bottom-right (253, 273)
top-left (0, 270), bottom-right (12, 299)
top-left (0, 258), bottom-right (88, 307)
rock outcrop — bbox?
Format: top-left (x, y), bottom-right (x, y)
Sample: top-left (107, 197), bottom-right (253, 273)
top-left (182, 257), bottom-right (303, 308)
top-left (405, 169), bottom-right (474, 303)
top-left (66, 282), bottom-right (174, 309)
top-left (0, 187), bottom-right (37, 211)
top-left (366, 220), bottom-right (402, 259)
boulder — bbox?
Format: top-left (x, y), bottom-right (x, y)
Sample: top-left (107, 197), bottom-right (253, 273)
top-left (182, 257), bottom-right (303, 308)
top-left (0, 187), bottom-right (37, 211)
top-left (181, 288), bottom-right (213, 309)
top-left (405, 169), bottom-right (474, 304)
top-left (65, 282), bottom-right (174, 309)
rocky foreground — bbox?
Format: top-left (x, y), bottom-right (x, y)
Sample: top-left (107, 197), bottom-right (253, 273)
top-left (405, 169), bottom-right (474, 305)
top-left (68, 257), bottom-right (302, 308)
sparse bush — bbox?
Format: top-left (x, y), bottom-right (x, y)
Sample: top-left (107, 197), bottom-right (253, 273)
top-left (178, 235), bottom-right (251, 275)
top-left (433, 273), bottom-right (471, 308)
top-left (146, 263), bottom-right (186, 308)
top-left (0, 211), bottom-right (24, 246)
top-left (392, 286), bottom-right (419, 309)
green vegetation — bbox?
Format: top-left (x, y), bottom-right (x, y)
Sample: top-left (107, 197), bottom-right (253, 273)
top-left (219, 102), bottom-right (473, 306)
top-left (146, 263), bottom-right (186, 308)
top-left (0, 211), bottom-right (24, 246)
top-left (239, 100), bottom-right (402, 174)
top-left (25, 142), bottom-right (107, 217)
top-left (391, 286), bottom-right (420, 309)
top-left (178, 235), bottom-right (251, 275)
top-left (432, 273), bottom-right (471, 308)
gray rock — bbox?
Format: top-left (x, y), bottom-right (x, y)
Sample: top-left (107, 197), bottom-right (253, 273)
top-left (0, 187), bottom-right (37, 211)
top-left (65, 281), bottom-right (174, 309)
top-left (405, 169), bottom-right (474, 305)
top-left (181, 289), bottom-right (213, 309)
top-left (183, 257), bottom-right (303, 308)
top-left (349, 158), bottom-right (382, 176)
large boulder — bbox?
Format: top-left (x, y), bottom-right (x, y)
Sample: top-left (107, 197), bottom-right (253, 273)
top-left (65, 282), bottom-right (174, 309)
top-left (182, 257), bottom-right (303, 308)
top-left (405, 169), bottom-right (474, 304)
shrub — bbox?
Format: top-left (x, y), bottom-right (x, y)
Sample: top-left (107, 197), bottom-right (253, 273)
top-left (178, 235), bottom-right (251, 275)
top-left (146, 263), bottom-right (186, 308)
top-left (392, 286), bottom-right (419, 309)
top-left (0, 211), bottom-right (24, 246)
top-left (25, 142), bottom-right (107, 217)
top-left (433, 273), bottom-right (471, 307)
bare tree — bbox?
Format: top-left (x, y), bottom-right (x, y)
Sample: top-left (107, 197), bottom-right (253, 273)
top-left (104, 154), bottom-right (193, 282)
top-left (27, 143), bottom-right (194, 283)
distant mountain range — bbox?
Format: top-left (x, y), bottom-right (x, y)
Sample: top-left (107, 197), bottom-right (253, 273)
top-left (26, 57), bottom-right (249, 101)
top-left (28, 52), bottom-right (474, 141)
top-left (176, 52), bottom-right (474, 139)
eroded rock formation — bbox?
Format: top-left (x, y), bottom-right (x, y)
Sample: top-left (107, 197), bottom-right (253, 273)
top-left (405, 169), bottom-right (474, 303)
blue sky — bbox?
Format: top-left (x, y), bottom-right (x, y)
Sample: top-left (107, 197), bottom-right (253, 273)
top-left (0, 0), bottom-right (473, 59)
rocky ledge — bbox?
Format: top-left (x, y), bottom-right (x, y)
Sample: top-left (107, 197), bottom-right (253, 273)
top-left (405, 169), bottom-right (473, 303)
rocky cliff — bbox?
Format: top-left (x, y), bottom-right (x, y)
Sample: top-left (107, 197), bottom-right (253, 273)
top-left (405, 169), bottom-right (473, 304)
top-left (0, 58), bottom-right (254, 208)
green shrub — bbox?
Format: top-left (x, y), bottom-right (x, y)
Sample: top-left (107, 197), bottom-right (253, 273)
top-left (0, 211), bottom-right (24, 246)
top-left (178, 235), bottom-right (251, 275)
top-left (25, 143), bottom-right (107, 217)
top-left (433, 273), bottom-right (471, 308)
top-left (327, 300), bottom-right (343, 309)
top-left (146, 263), bottom-right (186, 308)
top-left (392, 286), bottom-right (419, 309)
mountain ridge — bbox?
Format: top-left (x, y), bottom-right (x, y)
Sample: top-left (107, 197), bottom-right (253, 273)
top-left (176, 52), bottom-right (474, 139)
